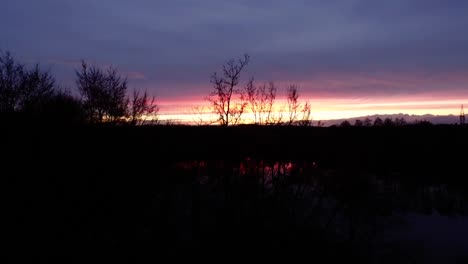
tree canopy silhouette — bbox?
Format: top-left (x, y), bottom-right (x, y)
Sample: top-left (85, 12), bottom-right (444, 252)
top-left (207, 54), bottom-right (250, 126)
top-left (354, 119), bottom-right (363, 127)
top-left (373, 117), bottom-right (383, 127)
top-left (130, 89), bottom-right (159, 126)
top-left (364, 118), bottom-right (372, 127)
top-left (76, 61), bottom-right (128, 123)
top-left (383, 118), bottom-right (394, 127)
top-left (394, 117), bottom-right (407, 126)
top-left (340, 120), bottom-right (352, 127)
top-left (0, 51), bottom-right (55, 114)
top-left (39, 89), bottom-right (85, 124)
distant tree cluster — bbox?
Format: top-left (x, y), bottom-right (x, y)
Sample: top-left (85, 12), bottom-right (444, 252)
top-left (206, 54), bottom-right (313, 126)
top-left (0, 51), bottom-right (158, 125)
top-left (338, 117), bottom-right (430, 127)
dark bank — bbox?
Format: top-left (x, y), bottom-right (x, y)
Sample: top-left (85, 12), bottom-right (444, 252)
top-left (2, 122), bottom-right (468, 262)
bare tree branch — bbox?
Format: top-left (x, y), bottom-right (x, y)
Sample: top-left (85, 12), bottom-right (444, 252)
top-left (130, 89), bottom-right (159, 126)
top-left (207, 54), bottom-right (250, 126)
top-left (298, 101), bottom-right (312, 127)
top-left (287, 84), bottom-right (300, 125)
top-left (76, 61), bottom-right (128, 123)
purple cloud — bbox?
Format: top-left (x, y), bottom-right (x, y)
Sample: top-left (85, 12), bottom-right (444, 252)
top-left (1, 0), bottom-right (468, 100)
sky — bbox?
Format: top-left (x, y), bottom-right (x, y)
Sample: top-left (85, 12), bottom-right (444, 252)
top-left (2, 0), bottom-right (468, 121)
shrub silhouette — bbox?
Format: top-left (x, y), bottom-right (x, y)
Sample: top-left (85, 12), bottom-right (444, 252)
top-left (0, 51), bottom-right (55, 114)
top-left (130, 89), bottom-right (159, 126)
top-left (76, 60), bottom-right (129, 123)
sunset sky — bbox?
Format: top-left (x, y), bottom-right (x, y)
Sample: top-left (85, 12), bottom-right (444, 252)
top-left (2, 0), bottom-right (468, 122)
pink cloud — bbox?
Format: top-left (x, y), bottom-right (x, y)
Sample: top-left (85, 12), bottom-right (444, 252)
top-left (152, 69), bottom-right (468, 120)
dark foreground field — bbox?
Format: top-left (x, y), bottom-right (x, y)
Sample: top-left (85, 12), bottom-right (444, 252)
top-left (2, 123), bottom-right (468, 262)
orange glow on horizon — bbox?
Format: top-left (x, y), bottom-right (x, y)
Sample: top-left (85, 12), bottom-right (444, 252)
top-left (151, 70), bottom-right (468, 124)
top-left (154, 95), bottom-right (468, 124)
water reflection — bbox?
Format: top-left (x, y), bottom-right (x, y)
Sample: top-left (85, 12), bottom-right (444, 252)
top-left (170, 157), bottom-right (468, 261)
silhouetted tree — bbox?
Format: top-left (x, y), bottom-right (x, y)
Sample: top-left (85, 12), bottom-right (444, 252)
top-left (20, 64), bottom-right (56, 114)
top-left (298, 101), bottom-right (313, 126)
top-left (363, 118), bottom-right (372, 127)
top-left (373, 117), bottom-right (383, 126)
top-left (41, 89), bottom-right (85, 124)
top-left (263, 82), bottom-right (277, 125)
top-left (0, 51), bottom-right (55, 114)
top-left (413, 119), bottom-right (432, 126)
top-left (394, 117), bottom-right (407, 126)
top-left (0, 51), bottom-right (24, 113)
top-left (354, 119), bottom-right (363, 127)
top-left (130, 89), bottom-right (159, 126)
top-left (245, 78), bottom-right (258, 124)
top-left (383, 118), bottom-right (394, 127)
top-left (287, 84), bottom-right (300, 125)
top-left (340, 120), bottom-right (351, 127)
top-left (245, 79), bottom-right (277, 125)
top-left (207, 54), bottom-right (250, 126)
top-left (76, 61), bottom-right (128, 123)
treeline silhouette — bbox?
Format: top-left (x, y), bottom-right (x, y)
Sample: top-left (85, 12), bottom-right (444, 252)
top-left (336, 117), bottom-right (433, 127)
top-left (0, 51), bottom-right (157, 126)
top-left (0, 51), bottom-right (452, 128)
